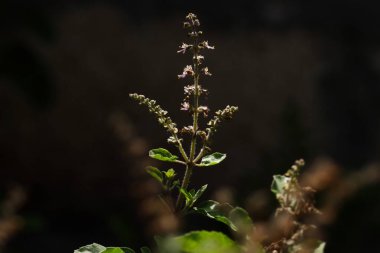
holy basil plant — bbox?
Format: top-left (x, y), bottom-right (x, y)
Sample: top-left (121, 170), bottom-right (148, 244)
top-left (74, 13), bottom-right (325, 253)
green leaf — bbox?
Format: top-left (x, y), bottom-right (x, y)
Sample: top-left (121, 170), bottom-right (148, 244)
top-left (140, 247), bottom-right (152, 253)
top-left (169, 179), bottom-right (180, 191)
top-left (193, 201), bottom-right (253, 233)
top-left (104, 248), bottom-right (129, 253)
top-left (271, 175), bottom-right (290, 196)
top-left (194, 200), bottom-right (220, 213)
top-left (193, 185), bottom-right (208, 203)
top-left (198, 153), bottom-right (226, 166)
top-left (180, 185), bottom-right (208, 209)
top-left (149, 148), bottom-right (178, 162)
top-left (164, 168), bottom-right (176, 179)
top-left (229, 207), bottom-right (253, 234)
top-left (189, 189), bottom-right (196, 196)
top-left (75, 244), bottom-right (106, 253)
top-left (180, 188), bottom-right (194, 207)
top-left (74, 245), bottom-right (135, 253)
top-left (146, 166), bottom-right (163, 183)
top-left (193, 201), bottom-right (236, 230)
top-left (158, 231), bottom-right (240, 253)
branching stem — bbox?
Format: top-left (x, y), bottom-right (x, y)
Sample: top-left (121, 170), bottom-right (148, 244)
top-left (176, 27), bottom-right (200, 212)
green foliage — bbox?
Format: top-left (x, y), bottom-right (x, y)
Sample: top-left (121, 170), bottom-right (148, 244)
top-left (74, 243), bottom-right (106, 253)
top-left (76, 13), bottom-right (326, 253)
top-left (198, 153), bottom-right (226, 167)
top-left (130, 13), bottom-right (238, 213)
top-left (165, 168), bottom-right (176, 178)
top-left (103, 248), bottom-right (128, 253)
top-left (149, 148), bottom-right (179, 162)
top-left (74, 244), bottom-right (137, 253)
top-left (157, 231), bottom-right (240, 253)
top-left (146, 166), bottom-right (163, 183)
top-left (179, 185), bottom-right (208, 210)
top-left (146, 166), bottom-right (179, 192)
top-left (193, 200), bottom-right (253, 233)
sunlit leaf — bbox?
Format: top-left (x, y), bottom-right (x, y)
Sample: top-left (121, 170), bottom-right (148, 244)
top-left (74, 244), bottom-right (135, 253)
top-left (164, 168), bottom-right (176, 179)
top-left (103, 248), bottom-right (128, 253)
top-left (149, 148), bottom-right (178, 162)
top-left (198, 153), bottom-right (226, 166)
top-left (75, 244), bottom-right (106, 253)
top-left (158, 231), bottom-right (240, 253)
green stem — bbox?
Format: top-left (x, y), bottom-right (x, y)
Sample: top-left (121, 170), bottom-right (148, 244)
top-left (193, 132), bottom-right (211, 163)
top-left (175, 164), bottom-right (193, 210)
top-left (173, 133), bottom-right (189, 162)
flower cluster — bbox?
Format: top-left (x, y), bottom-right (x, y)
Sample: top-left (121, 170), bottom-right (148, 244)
top-left (129, 93), bottom-right (178, 134)
top-left (207, 105), bottom-right (239, 136)
top-left (177, 13), bottom-right (215, 118)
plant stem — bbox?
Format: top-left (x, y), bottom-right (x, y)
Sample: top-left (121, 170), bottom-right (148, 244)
top-left (173, 133), bottom-right (189, 162)
top-left (176, 31), bottom-right (200, 212)
top-left (176, 164), bottom-right (193, 210)
top-left (189, 36), bottom-right (200, 162)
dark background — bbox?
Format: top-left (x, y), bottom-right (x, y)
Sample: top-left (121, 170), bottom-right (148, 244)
top-left (0, 0), bottom-right (379, 252)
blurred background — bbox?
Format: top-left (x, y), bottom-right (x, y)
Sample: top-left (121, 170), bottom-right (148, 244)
top-left (0, 0), bottom-right (379, 252)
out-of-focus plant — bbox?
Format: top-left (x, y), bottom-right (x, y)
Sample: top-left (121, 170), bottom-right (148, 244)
top-left (0, 185), bottom-right (26, 252)
top-left (74, 13), bottom-right (325, 253)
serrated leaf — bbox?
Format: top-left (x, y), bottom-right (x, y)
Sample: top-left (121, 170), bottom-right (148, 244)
top-left (158, 231), bottom-right (240, 253)
top-left (198, 153), bottom-right (226, 166)
top-left (146, 166), bottom-right (163, 183)
top-left (271, 175), bottom-right (290, 196)
top-left (149, 148), bottom-right (178, 162)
